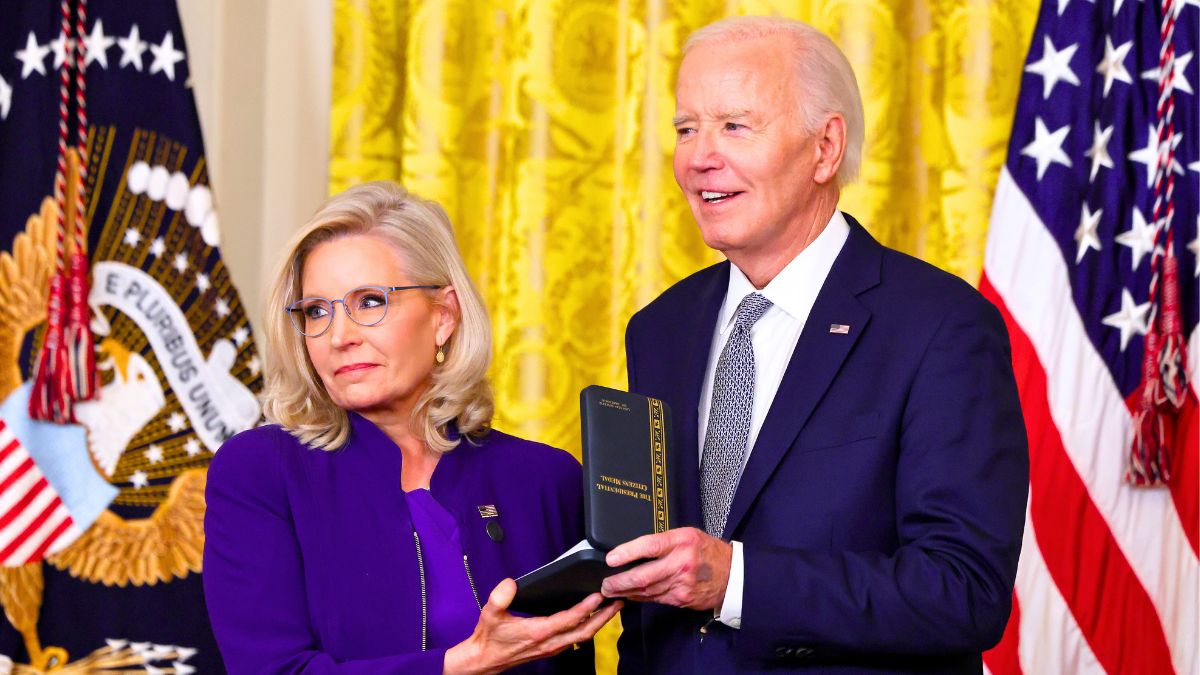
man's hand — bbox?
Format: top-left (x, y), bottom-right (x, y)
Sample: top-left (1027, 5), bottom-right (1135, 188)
top-left (600, 527), bottom-right (732, 611)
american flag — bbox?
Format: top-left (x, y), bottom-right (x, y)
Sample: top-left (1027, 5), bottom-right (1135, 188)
top-left (980, 0), bottom-right (1198, 669)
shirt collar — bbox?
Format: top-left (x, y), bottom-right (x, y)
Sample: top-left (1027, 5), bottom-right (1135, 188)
top-left (716, 211), bottom-right (852, 335)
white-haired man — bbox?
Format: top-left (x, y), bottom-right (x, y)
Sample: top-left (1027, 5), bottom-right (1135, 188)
top-left (601, 16), bottom-right (1028, 673)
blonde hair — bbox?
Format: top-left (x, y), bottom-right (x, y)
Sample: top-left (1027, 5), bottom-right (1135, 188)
top-left (683, 16), bottom-right (865, 186)
top-left (261, 181), bottom-right (493, 452)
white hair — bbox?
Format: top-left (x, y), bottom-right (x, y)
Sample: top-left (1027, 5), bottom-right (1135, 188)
top-left (683, 16), bottom-right (865, 186)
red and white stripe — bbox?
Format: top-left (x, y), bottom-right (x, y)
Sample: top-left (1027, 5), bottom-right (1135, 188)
top-left (981, 168), bottom-right (1199, 675)
top-left (0, 420), bottom-right (81, 566)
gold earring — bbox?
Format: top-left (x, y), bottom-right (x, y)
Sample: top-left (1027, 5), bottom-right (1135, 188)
top-left (435, 346), bottom-right (446, 364)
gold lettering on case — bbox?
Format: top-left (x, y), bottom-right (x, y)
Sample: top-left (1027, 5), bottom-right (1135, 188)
top-left (597, 474), bottom-right (652, 502)
top-left (598, 398), bottom-right (631, 412)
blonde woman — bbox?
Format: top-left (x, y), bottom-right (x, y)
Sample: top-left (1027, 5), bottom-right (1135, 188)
top-left (203, 182), bottom-right (619, 674)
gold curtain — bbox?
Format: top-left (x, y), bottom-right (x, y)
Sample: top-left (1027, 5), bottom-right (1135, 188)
top-left (330, 0), bottom-right (1037, 671)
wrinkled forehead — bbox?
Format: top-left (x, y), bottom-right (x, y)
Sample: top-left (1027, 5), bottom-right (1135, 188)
top-left (674, 37), bottom-right (801, 114)
top-left (678, 33), bottom-right (797, 77)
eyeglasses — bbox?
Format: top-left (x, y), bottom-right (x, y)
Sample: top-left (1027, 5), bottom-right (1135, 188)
top-left (285, 284), bottom-right (442, 337)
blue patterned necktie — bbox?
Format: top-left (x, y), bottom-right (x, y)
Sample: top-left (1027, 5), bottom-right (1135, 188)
top-left (701, 292), bottom-right (774, 538)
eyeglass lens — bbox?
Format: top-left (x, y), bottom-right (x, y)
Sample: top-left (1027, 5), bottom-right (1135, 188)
top-left (290, 286), bottom-right (392, 336)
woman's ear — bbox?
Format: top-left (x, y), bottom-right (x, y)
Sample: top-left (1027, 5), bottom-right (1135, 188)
top-left (434, 286), bottom-right (460, 347)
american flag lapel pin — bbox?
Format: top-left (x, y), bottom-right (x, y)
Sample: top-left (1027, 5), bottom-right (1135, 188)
top-left (829, 324), bottom-right (851, 334)
top-left (477, 505), bottom-right (504, 541)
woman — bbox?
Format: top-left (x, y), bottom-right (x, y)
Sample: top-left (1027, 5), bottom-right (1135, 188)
top-left (203, 181), bottom-right (619, 674)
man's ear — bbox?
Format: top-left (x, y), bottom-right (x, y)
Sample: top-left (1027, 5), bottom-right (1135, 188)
top-left (813, 114), bottom-right (847, 185)
top-left (434, 286), bottom-right (460, 347)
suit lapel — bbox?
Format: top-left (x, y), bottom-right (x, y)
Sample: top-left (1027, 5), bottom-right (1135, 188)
top-left (722, 217), bottom-right (883, 539)
top-left (669, 263), bottom-right (728, 530)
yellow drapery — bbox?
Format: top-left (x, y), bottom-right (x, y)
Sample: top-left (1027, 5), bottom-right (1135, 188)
top-left (330, 0), bottom-right (1037, 671)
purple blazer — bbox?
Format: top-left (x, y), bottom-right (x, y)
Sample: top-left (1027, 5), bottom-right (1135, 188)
top-left (203, 414), bottom-right (593, 674)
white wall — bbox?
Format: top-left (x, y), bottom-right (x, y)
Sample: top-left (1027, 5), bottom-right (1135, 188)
top-left (178, 0), bottom-right (332, 334)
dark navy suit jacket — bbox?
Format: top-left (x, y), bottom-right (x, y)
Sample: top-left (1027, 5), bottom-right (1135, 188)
top-left (618, 216), bottom-right (1029, 674)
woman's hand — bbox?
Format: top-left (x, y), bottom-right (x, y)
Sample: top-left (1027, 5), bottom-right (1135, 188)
top-left (443, 578), bottom-right (622, 675)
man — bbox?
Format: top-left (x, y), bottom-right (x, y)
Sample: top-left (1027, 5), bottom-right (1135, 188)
top-left (601, 16), bottom-right (1028, 674)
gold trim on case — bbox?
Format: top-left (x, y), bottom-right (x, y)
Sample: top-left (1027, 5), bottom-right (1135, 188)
top-left (648, 397), bottom-right (668, 534)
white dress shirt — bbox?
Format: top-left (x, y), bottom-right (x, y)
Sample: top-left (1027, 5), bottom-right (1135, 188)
top-left (702, 211), bottom-right (851, 629)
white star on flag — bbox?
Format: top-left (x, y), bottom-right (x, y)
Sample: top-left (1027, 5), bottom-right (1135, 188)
top-left (1128, 125), bottom-right (1184, 187)
top-left (0, 74), bottom-right (11, 121)
top-left (175, 647), bottom-right (197, 663)
top-left (1141, 51), bottom-right (1194, 95)
top-left (247, 356), bottom-right (261, 376)
top-left (130, 470), bottom-right (149, 489)
top-left (167, 412), bottom-right (187, 432)
top-left (1084, 121), bottom-right (1114, 180)
top-left (1024, 37), bottom-right (1080, 98)
top-left (174, 663), bottom-right (196, 675)
top-left (149, 31), bottom-right (185, 81)
top-left (145, 444), bottom-right (164, 464)
top-left (1095, 37), bottom-right (1133, 96)
top-left (215, 298), bottom-right (231, 318)
top-left (1021, 117), bottom-right (1073, 179)
top-left (173, 252), bottom-right (188, 273)
top-left (1114, 207), bottom-right (1160, 270)
top-left (118, 24), bottom-right (148, 71)
top-left (1075, 203), bottom-right (1103, 262)
top-left (49, 33), bottom-right (72, 69)
top-left (83, 19), bottom-right (115, 68)
top-left (195, 272), bottom-right (210, 293)
top-left (123, 228), bottom-right (140, 247)
top-left (1101, 288), bottom-right (1151, 351)
top-left (184, 437), bottom-right (202, 457)
top-left (150, 237), bottom-right (166, 258)
top-left (232, 326), bottom-right (250, 347)
top-left (15, 32), bottom-right (49, 79)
